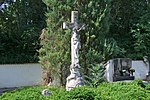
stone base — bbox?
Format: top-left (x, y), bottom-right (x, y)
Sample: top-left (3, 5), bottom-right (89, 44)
top-left (113, 76), bottom-right (135, 82)
top-left (146, 75), bottom-right (150, 82)
top-left (66, 73), bottom-right (84, 91)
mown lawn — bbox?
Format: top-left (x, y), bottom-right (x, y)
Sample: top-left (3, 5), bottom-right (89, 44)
top-left (0, 80), bottom-right (150, 100)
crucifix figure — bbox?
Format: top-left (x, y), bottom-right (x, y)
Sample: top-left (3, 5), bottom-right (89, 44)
top-left (63, 11), bottom-right (85, 91)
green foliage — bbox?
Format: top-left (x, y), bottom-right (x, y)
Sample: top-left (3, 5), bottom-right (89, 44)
top-left (84, 38), bottom-right (123, 87)
top-left (80, 0), bottom-right (113, 82)
top-left (145, 84), bottom-right (150, 90)
top-left (0, 0), bottom-right (46, 63)
top-left (98, 81), bottom-right (150, 100)
top-left (0, 86), bottom-right (46, 100)
top-left (131, 79), bottom-right (146, 88)
top-left (64, 86), bottom-right (97, 100)
top-left (1, 81), bottom-right (150, 100)
top-left (130, 8), bottom-right (150, 59)
top-left (0, 86), bottom-right (66, 100)
top-left (39, 0), bottom-right (72, 85)
top-left (39, 0), bottom-right (113, 85)
top-left (108, 0), bottom-right (150, 59)
top-left (85, 63), bottom-right (106, 88)
top-left (1, 0), bottom-right (150, 65)
top-left (101, 39), bottom-right (125, 60)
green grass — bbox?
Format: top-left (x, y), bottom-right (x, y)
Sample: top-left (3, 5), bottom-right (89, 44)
top-left (0, 80), bottom-right (150, 100)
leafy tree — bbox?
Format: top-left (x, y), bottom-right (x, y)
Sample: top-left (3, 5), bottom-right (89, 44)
top-left (108, 0), bottom-right (150, 59)
top-left (0, 0), bottom-right (46, 63)
top-left (130, 6), bottom-right (150, 59)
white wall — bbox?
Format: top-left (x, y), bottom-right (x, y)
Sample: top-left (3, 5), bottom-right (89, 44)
top-left (105, 60), bottom-right (114, 82)
top-left (0, 61), bottom-right (149, 87)
top-left (132, 61), bottom-right (149, 80)
top-left (0, 64), bottom-right (42, 88)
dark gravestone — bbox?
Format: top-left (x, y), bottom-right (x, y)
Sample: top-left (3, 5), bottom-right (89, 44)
top-left (113, 58), bottom-right (135, 81)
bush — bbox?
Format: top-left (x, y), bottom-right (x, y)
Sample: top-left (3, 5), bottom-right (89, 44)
top-left (1, 81), bottom-right (150, 100)
top-left (0, 86), bottom-right (96, 100)
top-left (97, 81), bottom-right (150, 100)
top-left (130, 79), bottom-right (146, 88)
top-left (0, 86), bottom-right (66, 100)
top-left (64, 86), bottom-right (97, 100)
top-left (0, 86), bottom-right (46, 100)
top-left (145, 84), bottom-right (150, 91)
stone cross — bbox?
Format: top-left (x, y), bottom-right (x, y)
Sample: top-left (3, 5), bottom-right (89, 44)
top-left (63, 11), bottom-right (85, 91)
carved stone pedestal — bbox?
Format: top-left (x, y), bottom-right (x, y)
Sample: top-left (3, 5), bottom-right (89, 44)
top-left (66, 65), bottom-right (84, 91)
top-left (146, 74), bottom-right (150, 82)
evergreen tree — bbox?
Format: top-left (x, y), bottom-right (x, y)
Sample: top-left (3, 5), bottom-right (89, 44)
top-left (39, 0), bottom-right (71, 86)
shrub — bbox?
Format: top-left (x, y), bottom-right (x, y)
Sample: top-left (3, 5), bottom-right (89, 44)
top-left (97, 81), bottom-right (150, 100)
top-left (0, 86), bottom-right (46, 100)
top-left (64, 86), bottom-right (97, 100)
top-left (145, 84), bottom-right (150, 91)
top-left (130, 79), bottom-right (146, 88)
top-left (0, 86), bottom-right (65, 100)
top-left (0, 81), bottom-right (150, 100)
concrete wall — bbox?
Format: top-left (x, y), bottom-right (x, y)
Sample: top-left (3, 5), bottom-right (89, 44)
top-left (0, 64), bottom-right (42, 88)
top-left (105, 60), bottom-right (114, 82)
top-left (132, 61), bottom-right (149, 80)
top-left (106, 60), bottom-right (149, 82)
top-left (0, 61), bottom-right (149, 87)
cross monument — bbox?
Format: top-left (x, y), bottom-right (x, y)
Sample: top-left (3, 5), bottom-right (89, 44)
top-left (63, 11), bottom-right (85, 91)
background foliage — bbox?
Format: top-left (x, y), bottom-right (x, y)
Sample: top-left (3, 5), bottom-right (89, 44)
top-left (1, 0), bottom-right (150, 86)
top-left (39, 0), bottom-right (150, 85)
top-left (0, 0), bottom-right (46, 64)
top-left (108, 0), bottom-right (150, 59)
top-left (39, 0), bottom-right (117, 86)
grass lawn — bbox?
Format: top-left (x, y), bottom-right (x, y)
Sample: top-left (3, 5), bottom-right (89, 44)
top-left (0, 80), bottom-right (150, 100)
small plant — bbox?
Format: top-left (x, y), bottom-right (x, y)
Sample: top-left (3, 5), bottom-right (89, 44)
top-left (85, 63), bottom-right (106, 88)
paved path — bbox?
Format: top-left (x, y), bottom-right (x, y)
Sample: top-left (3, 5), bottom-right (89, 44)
top-left (0, 88), bottom-right (17, 95)
top-left (0, 89), bottom-right (7, 95)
